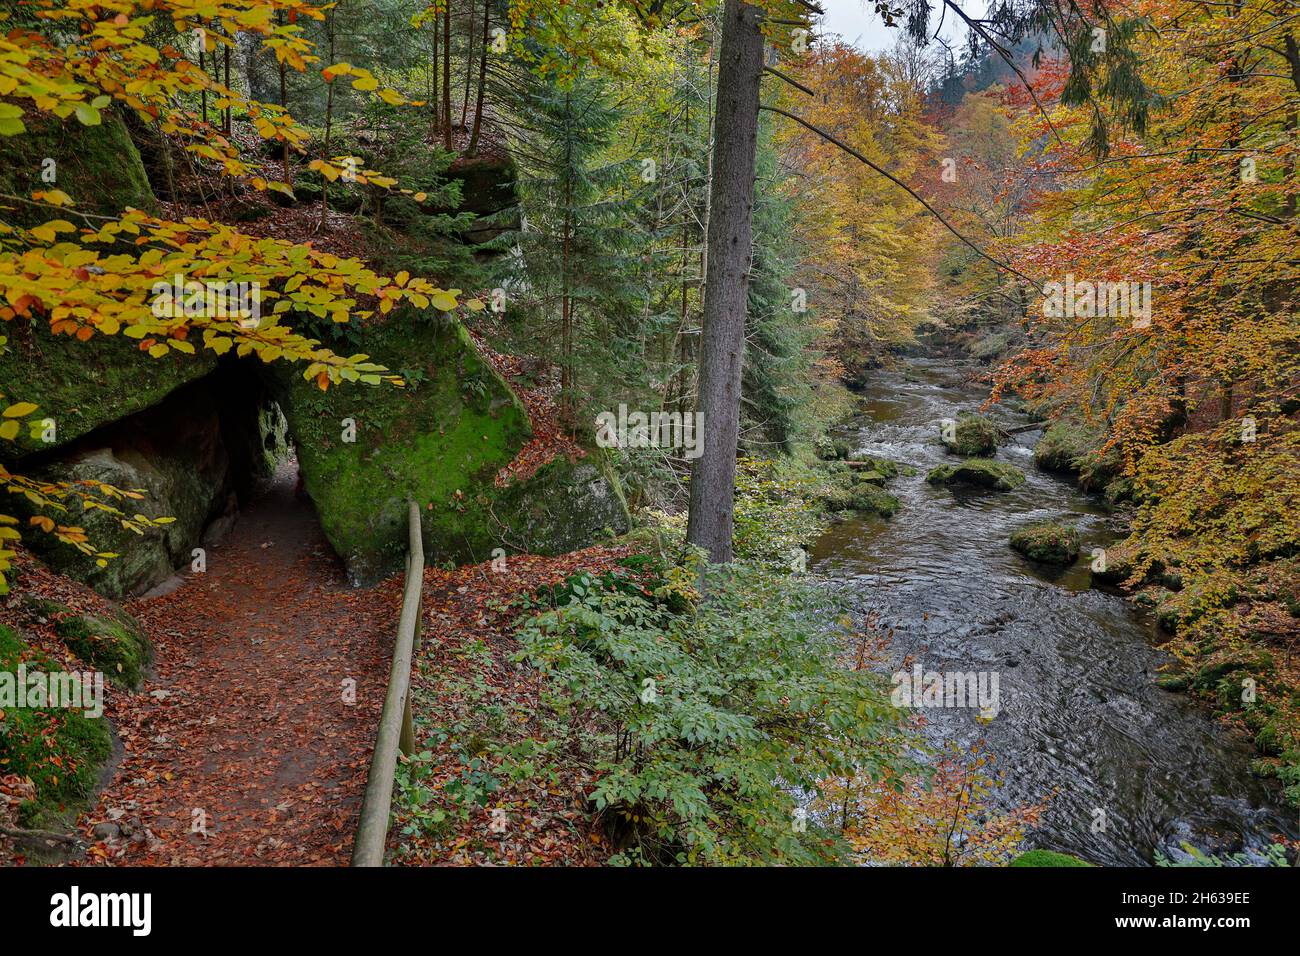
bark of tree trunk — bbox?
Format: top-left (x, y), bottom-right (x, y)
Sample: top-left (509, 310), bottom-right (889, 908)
top-left (431, 20), bottom-right (439, 138)
top-left (685, 0), bottom-right (764, 564)
top-left (467, 0), bottom-right (490, 155)
top-left (442, 2), bottom-right (453, 149)
top-left (462, 0), bottom-right (475, 127)
top-left (223, 40), bottom-right (231, 135)
top-left (320, 9), bottom-right (336, 230)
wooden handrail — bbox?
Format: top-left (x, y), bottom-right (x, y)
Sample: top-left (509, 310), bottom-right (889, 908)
top-left (351, 501), bottom-right (424, 867)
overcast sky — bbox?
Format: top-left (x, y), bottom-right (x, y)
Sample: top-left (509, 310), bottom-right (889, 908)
top-left (817, 0), bottom-right (979, 54)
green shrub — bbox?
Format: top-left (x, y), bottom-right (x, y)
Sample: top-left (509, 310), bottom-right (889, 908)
top-left (731, 458), bottom-right (829, 567)
top-left (514, 564), bottom-right (912, 865)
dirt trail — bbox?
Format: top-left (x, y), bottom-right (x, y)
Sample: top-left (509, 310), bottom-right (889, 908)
top-left (81, 463), bottom-right (399, 865)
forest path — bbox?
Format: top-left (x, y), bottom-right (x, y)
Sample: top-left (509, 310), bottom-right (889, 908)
top-left (80, 462), bottom-right (400, 865)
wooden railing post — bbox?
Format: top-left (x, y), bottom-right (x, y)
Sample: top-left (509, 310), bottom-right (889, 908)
top-left (351, 500), bottom-right (424, 866)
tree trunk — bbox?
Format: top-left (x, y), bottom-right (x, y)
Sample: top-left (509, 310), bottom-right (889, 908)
top-left (462, 0), bottom-right (475, 127)
top-left (685, 0), bottom-right (764, 564)
top-left (467, 0), bottom-right (490, 155)
top-left (198, 27), bottom-right (208, 126)
top-left (276, 12), bottom-right (289, 184)
top-left (223, 39), bottom-right (231, 135)
top-left (320, 8), bottom-right (337, 230)
top-left (561, 92), bottom-right (574, 423)
top-left (442, 1), bottom-right (453, 149)
top-left (431, 18), bottom-right (439, 137)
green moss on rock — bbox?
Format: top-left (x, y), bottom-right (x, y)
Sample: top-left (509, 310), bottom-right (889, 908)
top-left (276, 307), bottom-right (628, 582)
top-left (23, 598), bottom-right (151, 691)
top-left (1033, 418), bottom-right (1121, 490)
top-left (57, 611), bottom-right (149, 692)
top-left (0, 623), bottom-right (112, 827)
top-left (926, 458), bottom-right (1026, 492)
top-left (0, 318), bottom-right (216, 458)
top-left (1009, 521), bottom-right (1081, 564)
top-left (14, 383), bottom-right (233, 598)
top-left (1033, 420), bottom-right (1100, 473)
top-left (1009, 849), bottom-right (1094, 867)
top-left (821, 478), bottom-right (900, 518)
top-left (0, 110), bottom-right (156, 229)
top-left (850, 455), bottom-right (901, 479)
top-left (943, 413), bottom-right (999, 456)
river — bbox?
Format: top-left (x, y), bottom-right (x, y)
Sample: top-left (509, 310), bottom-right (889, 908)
top-left (811, 358), bottom-right (1296, 866)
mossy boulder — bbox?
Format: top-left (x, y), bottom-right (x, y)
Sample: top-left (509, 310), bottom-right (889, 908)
top-left (849, 455), bottom-right (903, 480)
top-left (0, 110), bottom-right (156, 229)
top-left (1034, 418), bottom-right (1122, 490)
top-left (0, 318), bottom-right (217, 459)
top-left (852, 485), bottom-right (900, 517)
top-left (853, 469), bottom-right (890, 486)
top-left (23, 598), bottom-right (151, 691)
top-left (1089, 544), bottom-right (1138, 585)
top-left (275, 307), bottom-right (628, 582)
top-left (942, 413), bottom-right (999, 456)
top-left (442, 152), bottom-right (520, 244)
top-left (486, 445), bottom-right (630, 553)
top-left (1102, 477), bottom-right (1134, 508)
top-left (14, 381), bottom-right (235, 598)
top-left (1009, 849), bottom-right (1094, 867)
top-left (822, 482), bottom-right (900, 518)
top-left (1033, 420), bottom-right (1100, 473)
top-left (1009, 521), bottom-right (1081, 565)
top-left (926, 459), bottom-right (1026, 492)
top-left (0, 623), bottom-right (112, 827)
top-left (816, 437), bottom-right (852, 461)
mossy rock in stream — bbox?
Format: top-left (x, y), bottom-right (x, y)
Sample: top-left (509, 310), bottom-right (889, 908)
top-left (1009, 849), bottom-right (1094, 867)
top-left (941, 413), bottom-right (999, 456)
top-left (1009, 521), bottom-right (1081, 565)
top-left (926, 459), bottom-right (1026, 492)
top-left (1033, 419), bottom-right (1102, 473)
top-left (0, 623), bottom-right (113, 828)
top-left (275, 306), bottom-right (629, 583)
top-left (822, 482), bottom-right (900, 518)
top-left (1033, 418), bottom-right (1122, 490)
top-left (848, 455), bottom-right (906, 481)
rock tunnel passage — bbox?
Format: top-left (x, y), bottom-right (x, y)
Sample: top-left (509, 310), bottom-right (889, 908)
top-left (79, 461), bottom-right (401, 865)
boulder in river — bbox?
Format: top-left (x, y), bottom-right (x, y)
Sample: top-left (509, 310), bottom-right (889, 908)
top-left (926, 458), bottom-right (1026, 492)
top-left (941, 412), bottom-right (999, 456)
top-left (1009, 521), bottom-right (1081, 564)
